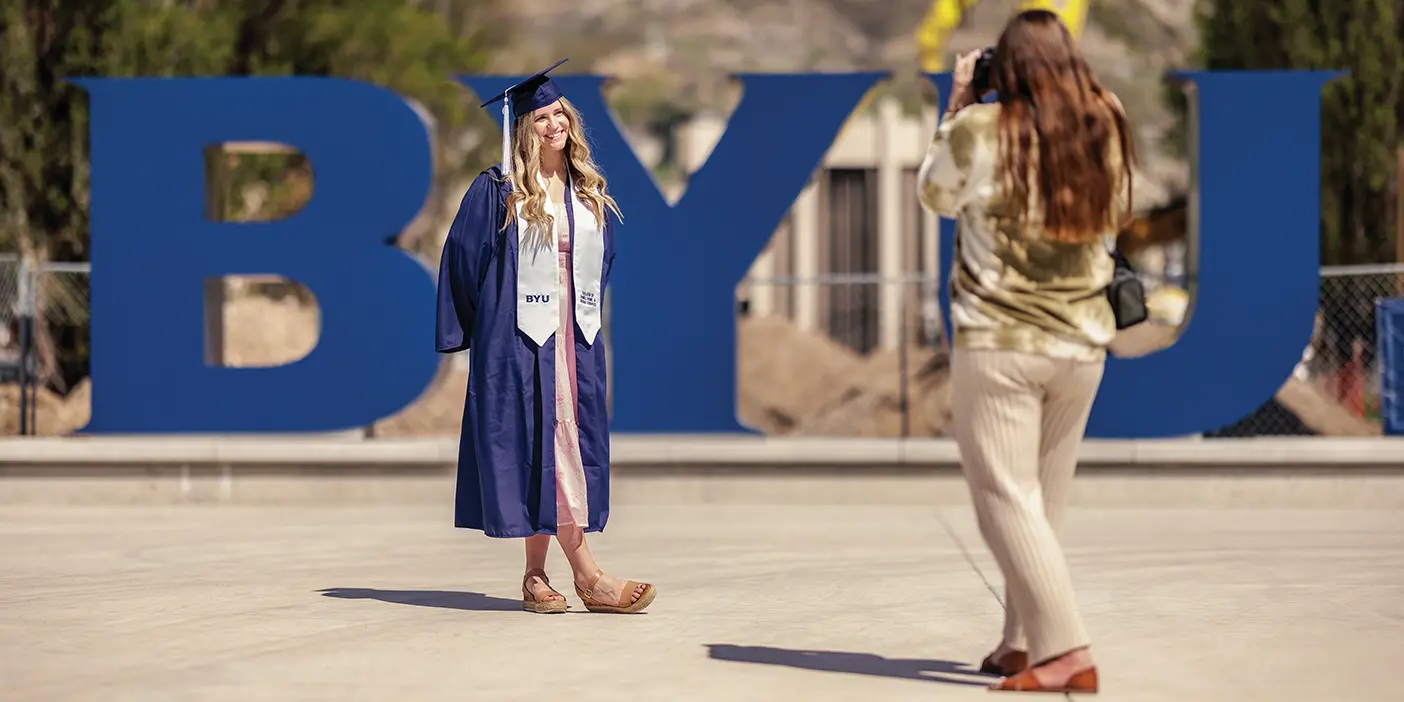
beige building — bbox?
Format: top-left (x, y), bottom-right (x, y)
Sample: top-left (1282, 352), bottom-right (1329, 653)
top-left (673, 96), bottom-right (947, 356)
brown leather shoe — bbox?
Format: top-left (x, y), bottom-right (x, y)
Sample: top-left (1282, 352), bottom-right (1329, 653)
top-left (979, 650), bottom-right (1029, 676)
top-left (989, 666), bottom-right (1098, 694)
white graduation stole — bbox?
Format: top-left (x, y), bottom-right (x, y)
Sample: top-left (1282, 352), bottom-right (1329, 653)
top-left (515, 171), bottom-right (605, 347)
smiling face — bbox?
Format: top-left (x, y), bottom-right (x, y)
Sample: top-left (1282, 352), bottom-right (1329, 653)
top-left (530, 99), bottom-right (570, 153)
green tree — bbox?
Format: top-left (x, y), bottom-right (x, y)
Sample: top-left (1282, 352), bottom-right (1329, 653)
top-left (0, 0), bottom-right (505, 393)
top-left (0, 0), bottom-right (505, 263)
top-left (1181, 0), bottom-right (1403, 265)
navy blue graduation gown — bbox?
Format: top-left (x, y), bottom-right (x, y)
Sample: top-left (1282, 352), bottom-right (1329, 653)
top-left (435, 165), bottom-right (616, 538)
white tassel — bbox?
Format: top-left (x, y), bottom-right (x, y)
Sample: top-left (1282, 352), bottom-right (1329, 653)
top-left (501, 101), bottom-right (511, 178)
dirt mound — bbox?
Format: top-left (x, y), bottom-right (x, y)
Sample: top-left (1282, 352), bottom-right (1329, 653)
top-left (736, 314), bottom-right (956, 437)
top-left (794, 346), bottom-right (953, 437)
top-left (221, 294), bottom-right (319, 367)
top-left (736, 316), bottom-right (863, 433)
top-left (0, 378), bottom-right (90, 435)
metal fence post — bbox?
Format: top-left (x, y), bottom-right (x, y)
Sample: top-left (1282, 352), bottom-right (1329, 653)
top-left (1396, 147), bottom-right (1403, 297)
top-left (17, 259), bottom-right (35, 435)
top-left (898, 277), bottom-right (909, 438)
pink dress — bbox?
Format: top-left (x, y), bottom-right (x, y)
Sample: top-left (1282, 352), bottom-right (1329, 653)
top-left (552, 201), bottom-right (590, 528)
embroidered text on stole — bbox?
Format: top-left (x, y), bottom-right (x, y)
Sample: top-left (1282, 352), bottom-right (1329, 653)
top-left (514, 171), bottom-right (605, 347)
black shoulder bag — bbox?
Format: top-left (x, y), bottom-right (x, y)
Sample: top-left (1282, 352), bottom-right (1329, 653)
top-left (1107, 248), bottom-right (1148, 330)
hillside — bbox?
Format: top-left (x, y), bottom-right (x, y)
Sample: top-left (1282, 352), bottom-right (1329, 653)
top-left (493, 0), bottom-right (1198, 197)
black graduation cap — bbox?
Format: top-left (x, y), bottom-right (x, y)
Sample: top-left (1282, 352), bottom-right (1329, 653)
top-left (480, 59), bottom-right (569, 173)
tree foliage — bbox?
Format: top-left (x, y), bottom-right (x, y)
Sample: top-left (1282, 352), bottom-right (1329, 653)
top-left (0, 0), bottom-right (505, 262)
top-left (1185, 0), bottom-right (1403, 265)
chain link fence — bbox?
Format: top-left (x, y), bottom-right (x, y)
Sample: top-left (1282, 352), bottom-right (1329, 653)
top-left (740, 266), bottom-right (1404, 439)
top-left (0, 256), bottom-right (92, 435)
top-left (1208, 264), bottom-right (1404, 437)
top-left (0, 255), bottom-right (21, 384)
top-left (0, 258), bottom-right (1400, 437)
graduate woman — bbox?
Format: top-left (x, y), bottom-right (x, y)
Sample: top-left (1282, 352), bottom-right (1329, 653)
top-left (435, 59), bottom-right (655, 615)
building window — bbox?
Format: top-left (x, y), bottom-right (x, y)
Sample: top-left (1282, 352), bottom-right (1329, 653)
top-left (823, 168), bottom-right (879, 354)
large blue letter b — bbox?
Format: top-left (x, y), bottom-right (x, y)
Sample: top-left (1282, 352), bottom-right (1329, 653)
top-left (75, 77), bottom-right (438, 433)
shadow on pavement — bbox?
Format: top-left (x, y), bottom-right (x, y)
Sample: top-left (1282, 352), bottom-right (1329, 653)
top-left (706, 644), bottom-right (990, 687)
top-left (318, 587), bottom-right (521, 612)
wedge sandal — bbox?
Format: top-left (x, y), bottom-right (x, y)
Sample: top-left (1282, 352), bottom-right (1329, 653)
top-left (522, 569), bottom-right (568, 614)
top-left (574, 569), bottom-right (656, 614)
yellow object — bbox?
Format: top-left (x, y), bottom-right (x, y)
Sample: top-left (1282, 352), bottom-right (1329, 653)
top-left (915, 0), bottom-right (1089, 73)
top-left (916, 0), bottom-right (981, 72)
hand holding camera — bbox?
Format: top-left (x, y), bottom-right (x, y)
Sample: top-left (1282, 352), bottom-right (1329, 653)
top-left (947, 47), bottom-right (996, 115)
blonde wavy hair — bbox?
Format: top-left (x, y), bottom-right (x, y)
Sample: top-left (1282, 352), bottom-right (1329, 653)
top-left (501, 97), bottom-right (623, 244)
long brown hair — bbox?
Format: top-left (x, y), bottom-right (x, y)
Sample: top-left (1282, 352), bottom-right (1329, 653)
top-left (502, 97), bottom-right (623, 244)
top-left (990, 9), bottom-right (1135, 244)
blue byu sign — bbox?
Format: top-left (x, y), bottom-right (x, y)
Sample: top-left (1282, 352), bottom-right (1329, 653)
top-left (72, 69), bottom-right (1340, 437)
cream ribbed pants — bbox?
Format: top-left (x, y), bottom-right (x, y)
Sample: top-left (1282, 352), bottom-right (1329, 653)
top-left (949, 348), bottom-right (1104, 665)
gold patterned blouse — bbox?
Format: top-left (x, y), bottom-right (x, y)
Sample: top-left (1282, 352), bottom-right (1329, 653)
top-left (917, 102), bottom-right (1129, 362)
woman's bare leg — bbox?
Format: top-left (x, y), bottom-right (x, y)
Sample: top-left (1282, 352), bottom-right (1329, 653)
top-left (555, 525), bottom-right (646, 604)
top-left (523, 534), bottom-right (563, 602)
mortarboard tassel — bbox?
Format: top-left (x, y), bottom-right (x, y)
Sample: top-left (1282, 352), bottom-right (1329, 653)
top-left (501, 100), bottom-right (512, 181)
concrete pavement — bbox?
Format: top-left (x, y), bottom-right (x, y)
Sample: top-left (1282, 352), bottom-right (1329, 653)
top-left (5, 435), bottom-right (1404, 469)
top-left (2, 502), bottom-right (1401, 701)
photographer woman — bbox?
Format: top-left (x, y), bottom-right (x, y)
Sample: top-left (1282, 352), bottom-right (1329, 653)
top-left (917, 9), bottom-right (1135, 694)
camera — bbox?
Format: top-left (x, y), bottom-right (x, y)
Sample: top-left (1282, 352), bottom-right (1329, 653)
top-left (969, 47), bottom-right (997, 97)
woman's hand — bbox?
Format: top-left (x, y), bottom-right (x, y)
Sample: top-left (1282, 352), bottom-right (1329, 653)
top-left (946, 49), bottom-right (983, 115)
